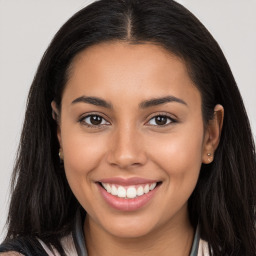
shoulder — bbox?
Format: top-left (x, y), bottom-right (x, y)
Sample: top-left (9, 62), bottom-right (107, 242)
top-left (0, 233), bottom-right (78, 256)
top-left (0, 253), bottom-right (23, 255)
top-left (38, 234), bottom-right (77, 256)
top-left (0, 236), bottom-right (48, 256)
top-left (197, 239), bottom-right (210, 256)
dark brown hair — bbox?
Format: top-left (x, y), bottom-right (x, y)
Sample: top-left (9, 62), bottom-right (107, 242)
top-left (2, 0), bottom-right (256, 255)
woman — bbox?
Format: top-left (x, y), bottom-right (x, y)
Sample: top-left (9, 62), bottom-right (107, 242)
top-left (0, 0), bottom-right (255, 255)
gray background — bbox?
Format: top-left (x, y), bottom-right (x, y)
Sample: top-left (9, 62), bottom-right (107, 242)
top-left (1, 0), bottom-right (255, 241)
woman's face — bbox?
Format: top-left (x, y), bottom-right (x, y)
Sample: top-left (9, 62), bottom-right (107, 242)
top-left (55, 42), bottom-right (219, 239)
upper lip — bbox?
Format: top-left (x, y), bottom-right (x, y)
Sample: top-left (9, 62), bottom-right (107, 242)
top-left (98, 177), bottom-right (159, 186)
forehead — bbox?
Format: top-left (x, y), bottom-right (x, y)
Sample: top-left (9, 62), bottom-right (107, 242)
top-left (63, 41), bottom-right (201, 109)
top-left (69, 41), bottom-right (188, 83)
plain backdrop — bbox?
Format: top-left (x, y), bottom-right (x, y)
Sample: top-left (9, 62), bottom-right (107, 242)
top-left (0, 0), bottom-right (255, 241)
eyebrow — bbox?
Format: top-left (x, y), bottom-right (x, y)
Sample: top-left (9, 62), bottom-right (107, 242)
top-left (72, 96), bottom-right (112, 109)
top-left (139, 96), bottom-right (187, 108)
top-left (71, 95), bottom-right (187, 109)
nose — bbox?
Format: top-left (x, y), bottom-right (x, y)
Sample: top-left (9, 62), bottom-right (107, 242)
top-left (106, 125), bottom-right (147, 169)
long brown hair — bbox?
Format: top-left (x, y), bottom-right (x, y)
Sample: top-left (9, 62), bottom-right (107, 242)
top-left (2, 0), bottom-right (256, 255)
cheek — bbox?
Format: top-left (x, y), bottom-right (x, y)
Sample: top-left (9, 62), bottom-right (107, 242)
top-left (61, 127), bottom-right (108, 179)
top-left (60, 127), bottom-right (109, 210)
top-left (149, 126), bottom-right (204, 182)
top-left (148, 129), bottom-right (204, 215)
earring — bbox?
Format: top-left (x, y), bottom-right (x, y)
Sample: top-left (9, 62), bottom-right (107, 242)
top-left (59, 150), bottom-right (64, 165)
top-left (59, 149), bottom-right (63, 160)
top-left (207, 152), bottom-right (213, 163)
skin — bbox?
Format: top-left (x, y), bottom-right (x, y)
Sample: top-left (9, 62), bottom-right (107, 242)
top-left (52, 42), bottom-right (223, 256)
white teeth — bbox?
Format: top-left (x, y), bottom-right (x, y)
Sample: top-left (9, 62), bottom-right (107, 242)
top-left (111, 185), bottom-right (118, 196)
top-left (102, 183), bottom-right (108, 190)
top-left (149, 183), bottom-right (156, 190)
top-left (137, 186), bottom-right (144, 196)
top-left (117, 186), bottom-right (126, 198)
top-left (106, 184), bottom-right (112, 193)
top-left (126, 187), bottom-right (137, 198)
top-left (144, 184), bottom-right (149, 194)
top-left (101, 182), bottom-right (157, 198)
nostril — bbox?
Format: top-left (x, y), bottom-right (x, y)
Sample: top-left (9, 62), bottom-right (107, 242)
top-left (106, 149), bottom-right (148, 169)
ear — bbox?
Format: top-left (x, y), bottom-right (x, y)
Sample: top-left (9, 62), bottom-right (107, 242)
top-left (51, 101), bottom-right (59, 121)
top-left (51, 101), bottom-right (62, 147)
top-left (202, 104), bottom-right (224, 164)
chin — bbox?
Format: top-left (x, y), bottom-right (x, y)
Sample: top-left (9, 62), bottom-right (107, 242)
top-left (99, 215), bottom-right (159, 239)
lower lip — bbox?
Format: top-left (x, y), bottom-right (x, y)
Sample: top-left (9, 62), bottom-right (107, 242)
top-left (97, 183), bottom-right (160, 212)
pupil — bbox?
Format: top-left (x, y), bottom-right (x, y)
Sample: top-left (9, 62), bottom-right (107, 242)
top-left (156, 116), bottom-right (167, 125)
top-left (90, 115), bottom-right (102, 125)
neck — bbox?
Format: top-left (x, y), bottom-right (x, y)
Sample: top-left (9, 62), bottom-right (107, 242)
top-left (84, 213), bottom-right (195, 256)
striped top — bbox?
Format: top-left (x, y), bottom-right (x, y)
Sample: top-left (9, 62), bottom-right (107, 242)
top-left (39, 211), bottom-right (210, 256)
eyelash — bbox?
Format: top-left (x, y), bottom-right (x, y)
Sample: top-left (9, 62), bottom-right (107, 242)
top-left (147, 114), bottom-right (177, 127)
top-left (79, 113), bottom-right (110, 129)
top-left (79, 113), bottom-right (177, 129)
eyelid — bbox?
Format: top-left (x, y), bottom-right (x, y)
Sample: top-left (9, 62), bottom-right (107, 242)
top-left (78, 112), bottom-right (111, 128)
top-left (145, 112), bottom-right (178, 126)
top-left (78, 111), bottom-right (177, 129)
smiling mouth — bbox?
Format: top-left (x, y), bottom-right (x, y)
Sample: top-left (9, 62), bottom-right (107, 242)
top-left (99, 182), bottom-right (161, 199)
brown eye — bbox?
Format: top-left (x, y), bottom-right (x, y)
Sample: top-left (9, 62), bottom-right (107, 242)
top-left (90, 115), bottom-right (103, 125)
top-left (155, 116), bottom-right (168, 125)
top-left (148, 115), bottom-right (175, 126)
top-left (81, 114), bottom-right (110, 127)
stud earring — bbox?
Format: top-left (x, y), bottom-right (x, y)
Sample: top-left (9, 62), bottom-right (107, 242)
top-left (59, 150), bottom-right (63, 160)
top-left (207, 152), bottom-right (214, 163)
